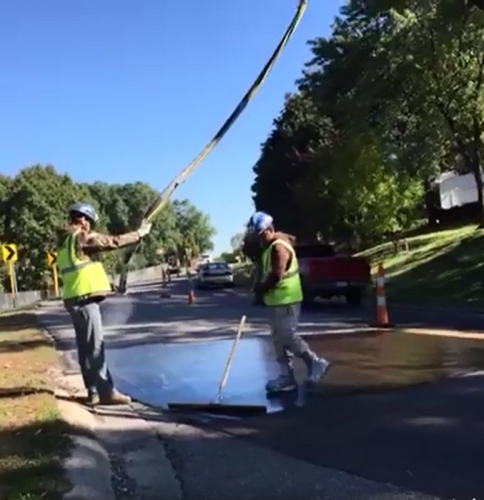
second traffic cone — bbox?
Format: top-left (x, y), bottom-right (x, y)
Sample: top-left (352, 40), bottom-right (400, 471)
top-left (369, 263), bottom-right (393, 328)
top-left (188, 289), bottom-right (195, 304)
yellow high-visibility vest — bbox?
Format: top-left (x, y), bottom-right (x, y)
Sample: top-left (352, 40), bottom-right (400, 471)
top-left (57, 230), bottom-right (112, 300)
top-left (261, 238), bottom-right (302, 306)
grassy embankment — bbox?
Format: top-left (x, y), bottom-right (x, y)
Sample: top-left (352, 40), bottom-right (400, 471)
top-left (0, 310), bottom-right (72, 500)
top-left (357, 224), bottom-right (484, 306)
top-left (233, 225), bottom-right (484, 306)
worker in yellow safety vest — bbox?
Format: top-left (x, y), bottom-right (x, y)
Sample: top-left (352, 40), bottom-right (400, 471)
top-left (57, 202), bottom-right (152, 406)
top-left (249, 211), bottom-right (330, 395)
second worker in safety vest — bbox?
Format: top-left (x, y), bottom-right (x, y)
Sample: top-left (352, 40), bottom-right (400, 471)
top-left (57, 202), bottom-right (152, 406)
top-left (249, 211), bottom-right (330, 394)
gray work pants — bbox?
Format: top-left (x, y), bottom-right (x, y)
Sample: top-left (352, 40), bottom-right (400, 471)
top-left (268, 303), bottom-right (316, 373)
top-left (65, 300), bottom-right (114, 397)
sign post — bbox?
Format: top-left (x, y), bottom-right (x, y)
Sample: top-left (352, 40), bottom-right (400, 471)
top-left (46, 251), bottom-right (59, 298)
top-left (8, 262), bottom-right (15, 297)
top-left (1, 244), bottom-right (18, 297)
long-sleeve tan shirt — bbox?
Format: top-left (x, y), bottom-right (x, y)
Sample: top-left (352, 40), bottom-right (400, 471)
top-left (74, 228), bottom-right (141, 256)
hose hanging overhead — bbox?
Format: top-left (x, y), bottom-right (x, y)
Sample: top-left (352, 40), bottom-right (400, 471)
top-left (119, 0), bottom-right (308, 286)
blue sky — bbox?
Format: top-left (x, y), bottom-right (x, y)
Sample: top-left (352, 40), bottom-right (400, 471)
top-left (0, 0), bottom-right (343, 254)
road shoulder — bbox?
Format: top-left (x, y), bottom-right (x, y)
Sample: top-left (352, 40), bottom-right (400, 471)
top-left (0, 310), bottom-right (72, 500)
top-left (38, 307), bottom-right (182, 500)
top-left (129, 403), bottom-right (440, 500)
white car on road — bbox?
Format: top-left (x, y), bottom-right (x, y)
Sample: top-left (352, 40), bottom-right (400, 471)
top-left (195, 262), bottom-right (234, 289)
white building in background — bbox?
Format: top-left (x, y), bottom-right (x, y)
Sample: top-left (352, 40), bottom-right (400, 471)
top-left (434, 171), bottom-right (482, 209)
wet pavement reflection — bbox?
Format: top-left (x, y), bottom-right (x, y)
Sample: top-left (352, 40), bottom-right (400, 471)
top-left (108, 337), bottom-right (292, 413)
top-left (306, 331), bottom-right (484, 393)
top-left (106, 330), bottom-right (484, 415)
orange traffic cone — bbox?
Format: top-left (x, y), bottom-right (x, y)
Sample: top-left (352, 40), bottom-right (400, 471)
top-left (369, 264), bottom-right (393, 328)
top-left (188, 289), bottom-right (195, 304)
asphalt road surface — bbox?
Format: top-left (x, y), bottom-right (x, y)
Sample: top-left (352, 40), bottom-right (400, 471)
top-left (39, 277), bottom-right (484, 499)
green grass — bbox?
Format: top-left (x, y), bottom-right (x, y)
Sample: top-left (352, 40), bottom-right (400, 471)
top-left (0, 312), bottom-right (72, 500)
top-left (357, 224), bottom-right (484, 306)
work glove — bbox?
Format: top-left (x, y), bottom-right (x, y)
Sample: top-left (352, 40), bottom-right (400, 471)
top-left (137, 220), bottom-right (153, 238)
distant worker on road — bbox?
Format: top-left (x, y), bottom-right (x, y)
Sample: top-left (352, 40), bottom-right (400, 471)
top-left (57, 202), bottom-right (152, 406)
top-left (249, 211), bottom-right (330, 394)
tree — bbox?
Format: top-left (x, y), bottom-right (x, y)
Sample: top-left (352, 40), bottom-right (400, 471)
top-left (219, 251), bottom-right (239, 263)
top-left (0, 175), bottom-right (12, 238)
top-left (0, 175), bottom-right (13, 291)
top-left (230, 232), bottom-right (244, 252)
top-left (172, 199), bottom-right (216, 265)
top-left (251, 81), bottom-right (422, 244)
top-left (470, 0), bottom-right (484, 12)
top-left (296, 2), bottom-right (428, 242)
top-left (111, 182), bottom-right (180, 270)
top-left (85, 181), bottom-right (182, 271)
top-left (252, 92), bottom-right (336, 239)
top-left (306, 1), bottom-right (484, 223)
top-left (0, 164), bottom-right (215, 291)
top-left (389, 1), bottom-right (484, 224)
top-left (4, 165), bottom-right (96, 290)
top-left (251, 0), bottom-right (484, 247)
top-left (85, 182), bottom-right (129, 234)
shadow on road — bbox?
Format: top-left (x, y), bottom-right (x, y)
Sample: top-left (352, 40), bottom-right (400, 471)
top-left (206, 371), bottom-right (484, 500)
top-left (87, 367), bottom-right (484, 499)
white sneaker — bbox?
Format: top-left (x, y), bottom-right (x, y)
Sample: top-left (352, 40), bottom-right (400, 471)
top-left (307, 358), bottom-right (330, 384)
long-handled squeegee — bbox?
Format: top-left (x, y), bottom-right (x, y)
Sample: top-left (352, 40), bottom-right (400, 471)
top-left (167, 315), bottom-right (267, 416)
top-left (118, 1), bottom-right (309, 291)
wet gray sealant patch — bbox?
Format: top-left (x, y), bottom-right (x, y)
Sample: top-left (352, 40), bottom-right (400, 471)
top-left (107, 337), bottom-right (282, 413)
top-left (104, 331), bottom-right (484, 418)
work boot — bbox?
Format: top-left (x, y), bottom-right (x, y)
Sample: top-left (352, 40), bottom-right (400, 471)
top-left (99, 390), bottom-right (132, 405)
top-left (86, 393), bottom-right (100, 406)
top-left (306, 357), bottom-right (330, 384)
top-left (265, 374), bottom-right (297, 395)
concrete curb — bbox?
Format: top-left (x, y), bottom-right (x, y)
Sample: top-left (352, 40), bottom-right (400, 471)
top-left (56, 390), bottom-right (116, 500)
top-left (39, 317), bottom-right (181, 500)
top-left (391, 302), bottom-right (484, 315)
top-left (93, 404), bottom-right (182, 500)
top-left (40, 325), bottom-right (116, 500)
top-left (402, 327), bottom-right (484, 340)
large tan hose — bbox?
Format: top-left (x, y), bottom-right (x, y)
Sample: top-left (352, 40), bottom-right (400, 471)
top-left (119, 1), bottom-right (308, 288)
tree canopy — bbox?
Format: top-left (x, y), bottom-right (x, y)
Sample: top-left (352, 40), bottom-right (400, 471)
top-left (0, 165), bottom-right (215, 291)
top-left (251, 0), bottom-right (484, 248)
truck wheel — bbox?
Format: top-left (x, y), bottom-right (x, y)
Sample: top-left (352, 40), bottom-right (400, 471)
top-left (346, 291), bottom-right (362, 306)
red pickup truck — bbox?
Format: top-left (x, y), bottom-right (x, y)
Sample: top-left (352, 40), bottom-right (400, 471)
top-left (252, 243), bottom-right (371, 306)
top-left (296, 243), bottom-right (371, 306)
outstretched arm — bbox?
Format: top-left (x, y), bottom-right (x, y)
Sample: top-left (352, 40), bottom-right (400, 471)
top-left (78, 230), bottom-right (141, 253)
